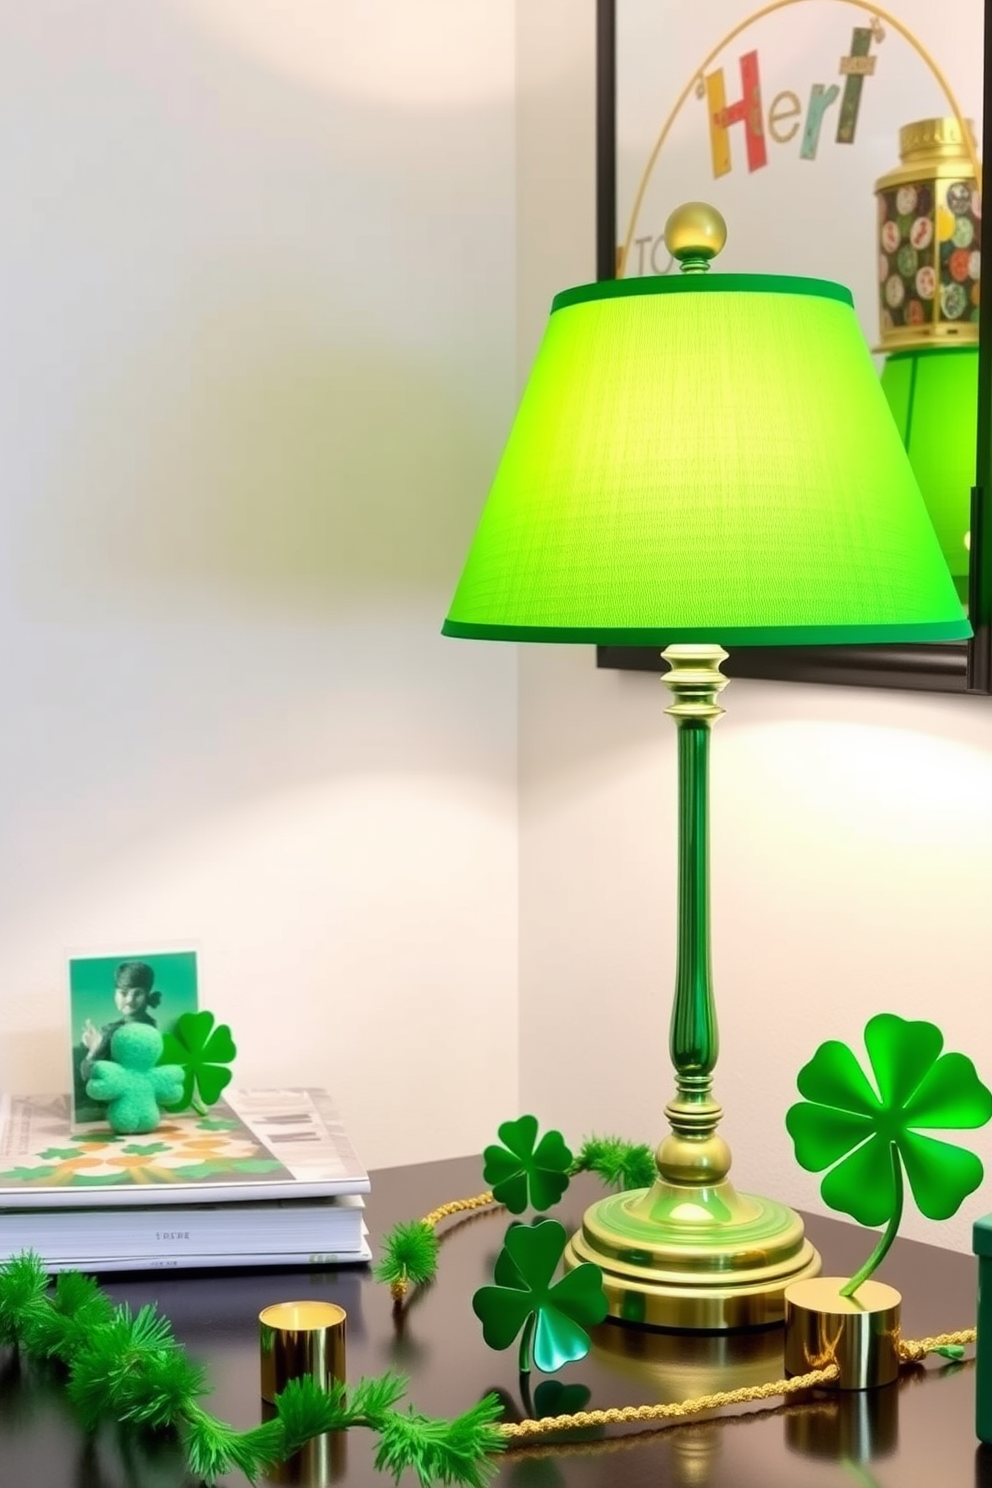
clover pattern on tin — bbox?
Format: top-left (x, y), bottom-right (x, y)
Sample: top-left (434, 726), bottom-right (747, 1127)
top-left (878, 178), bottom-right (981, 335)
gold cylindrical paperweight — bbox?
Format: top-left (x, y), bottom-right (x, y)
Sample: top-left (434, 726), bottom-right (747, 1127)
top-left (784, 1277), bottom-right (902, 1391)
top-left (259, 1300), bottom-right (347, 1404)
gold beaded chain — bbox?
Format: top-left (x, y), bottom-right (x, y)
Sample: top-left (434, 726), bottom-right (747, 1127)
top-left (403, 1192), bottom-right (977, 1440)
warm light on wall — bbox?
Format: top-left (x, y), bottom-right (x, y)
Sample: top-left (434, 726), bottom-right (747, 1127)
top-left (174, 0), bottom-right (514, 106)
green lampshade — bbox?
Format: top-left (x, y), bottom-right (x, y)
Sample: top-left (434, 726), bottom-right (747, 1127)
top-left (880, 346), bottom-right (977, 584)
top-left (443, 274), bottom-right (971, 646)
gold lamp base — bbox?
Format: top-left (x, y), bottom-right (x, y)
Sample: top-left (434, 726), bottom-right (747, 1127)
top-left (564, 1170), bottom-right (821, 1331)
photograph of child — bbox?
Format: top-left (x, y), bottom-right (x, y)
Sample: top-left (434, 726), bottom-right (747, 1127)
top-left (69, 950), bottom-right (199, 1127)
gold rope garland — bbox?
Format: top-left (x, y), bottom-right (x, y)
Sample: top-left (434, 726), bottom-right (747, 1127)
top-left (406, 1195), bottom-right (977, 1440)
top-left (498, 1332), bottom-right (976, 1440)
top-left (500, 1394), bottom-right (844, 1460)
top-left (422, 1191), bottom-right (496, 1228)
top-left (897, 1328), bottom-right (976, 1361)
top-left (499, 1365), bottom-right (839, 1438)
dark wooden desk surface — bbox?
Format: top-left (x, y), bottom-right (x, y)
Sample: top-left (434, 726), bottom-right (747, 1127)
top-left (1, 1154), bottom-right (989, 1488)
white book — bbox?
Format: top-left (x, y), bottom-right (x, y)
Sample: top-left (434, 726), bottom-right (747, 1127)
top-left (2, 1193), bottom-right (367, 1261)
top-left (38, 1241), bottom-right (373, 1275)
top-left (0, 1089), bottom-right (370, 1209)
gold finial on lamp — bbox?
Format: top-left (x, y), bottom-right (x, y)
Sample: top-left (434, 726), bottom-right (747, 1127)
top-left (664, 201), bottom-right (728, 273)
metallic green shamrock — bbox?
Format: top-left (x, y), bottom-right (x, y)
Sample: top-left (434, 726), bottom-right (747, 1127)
top-left (483, 1117), bottom-right (573, 1215)
top-left (159, 1010), bottom-right (237, 1115)
top-left (472, 1218), bottom-right (608, 1375)
top-left (786, 1012), bottom-right (992, 1297)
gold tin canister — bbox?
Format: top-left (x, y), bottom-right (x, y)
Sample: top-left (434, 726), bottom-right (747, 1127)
top-left (875, 116), bottom-right (981, 351)
top-left (784, 1277), bottom-right (902, 1391)
top-left (259, 1300), bottom-right (347, 1404)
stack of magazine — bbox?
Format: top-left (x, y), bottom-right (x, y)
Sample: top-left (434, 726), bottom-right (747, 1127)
top-left (0, 1087), bottom-right (371, 1273)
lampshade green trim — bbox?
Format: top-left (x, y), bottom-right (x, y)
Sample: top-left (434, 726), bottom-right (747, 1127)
top-left (441, 618), bottom-right (972, 645)
top-left (551, 275), bottom-right (854, 313)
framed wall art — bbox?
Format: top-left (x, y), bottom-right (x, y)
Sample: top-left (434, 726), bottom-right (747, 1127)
top-left (596, 0), bottom-right (992, 693)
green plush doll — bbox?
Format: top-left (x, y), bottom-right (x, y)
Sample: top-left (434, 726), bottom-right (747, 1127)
top-left (85, 1022), bottom-right (185, 1135)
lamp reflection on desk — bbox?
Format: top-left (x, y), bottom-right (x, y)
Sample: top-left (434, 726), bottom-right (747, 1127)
top-left (590, 1316), bottom-right (783, 1403)
top-left (784, 1378), bottom-right (898, 1464)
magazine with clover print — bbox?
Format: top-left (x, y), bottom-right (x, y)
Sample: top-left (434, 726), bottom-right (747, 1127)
top-left (0, 1087), bottom-right (370, 1210)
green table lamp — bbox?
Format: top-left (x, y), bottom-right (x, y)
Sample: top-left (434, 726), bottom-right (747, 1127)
top-left (443, 203), bottom-right (971, 1331)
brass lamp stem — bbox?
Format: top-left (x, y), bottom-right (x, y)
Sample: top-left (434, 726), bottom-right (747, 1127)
top-left (628, 643), bottom-right (739, 1208)
top-left (562, 639), bottom-right (820, 1329)
top-left (665, 645), bottom-right (726, 1146)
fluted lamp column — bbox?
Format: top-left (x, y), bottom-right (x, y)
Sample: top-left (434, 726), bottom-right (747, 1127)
top-left (442, 204), bottom-right (970, 1331)
top-left (564, 642), bottom-right (819, 1328)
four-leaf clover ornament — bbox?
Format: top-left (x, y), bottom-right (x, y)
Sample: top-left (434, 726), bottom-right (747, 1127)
top-left (159, 1010), bottom-right (237, 1115)
top-left (472, 1218), bottom-right (608, 1375)
top-left (786, 1013), bottom-right (992, 1296)
top-left (483, 1116), bottom-right (573, 1214)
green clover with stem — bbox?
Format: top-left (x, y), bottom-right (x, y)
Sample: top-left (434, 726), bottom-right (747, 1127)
top-left (472, 1218), bottom-right (608, 1375)
top-left (483, 1117), bottom-right (573, 1215)
top-left (159, 1010), bottom-right (237, 1115)
top-left (786, 1013), bottom-right (992, 1298)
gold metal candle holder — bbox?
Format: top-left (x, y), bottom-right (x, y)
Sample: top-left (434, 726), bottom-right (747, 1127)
top-left (259, 1300), bottom-right (347, 1404)
top-left (261, 1401), bottom-right (348, 1487)
top-left (784, 1278), bottom-right (903, 1390)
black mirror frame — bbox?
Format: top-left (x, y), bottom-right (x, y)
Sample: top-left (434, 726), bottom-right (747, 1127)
top-left (595, 0), bottom-right (992, 695)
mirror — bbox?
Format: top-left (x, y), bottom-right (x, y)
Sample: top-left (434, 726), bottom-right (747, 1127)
top-left (596, 0), bottom-right (992, 693)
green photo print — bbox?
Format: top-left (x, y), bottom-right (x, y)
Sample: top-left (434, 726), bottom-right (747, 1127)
top-left (69, 950), bottom-right (199, 1127)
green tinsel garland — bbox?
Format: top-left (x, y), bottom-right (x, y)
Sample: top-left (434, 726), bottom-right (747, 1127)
top-left (375, 1133), bottom-right (656, 1298)
top-left (569, 1135), bottom-right (657, 1193)
top-left (373, 1219), bottom-right (441, 1294)
top-left (0, 1252), bottom-right (504, 1487)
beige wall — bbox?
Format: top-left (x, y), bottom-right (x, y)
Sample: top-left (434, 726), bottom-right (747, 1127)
top-left (0, 0), bottom-right (519, 1170)
top-left (516, 0), bottom-right (992, 1252)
